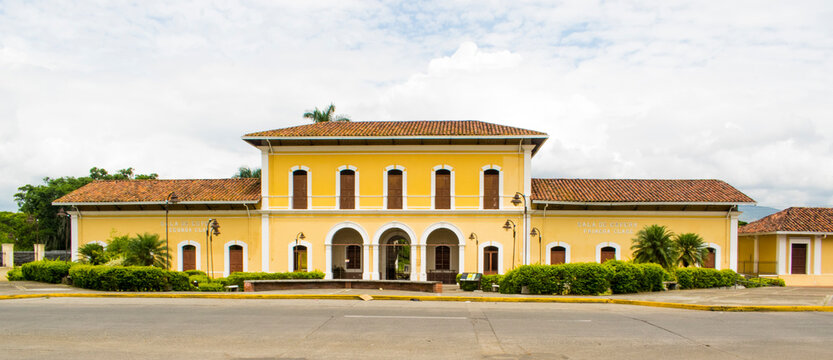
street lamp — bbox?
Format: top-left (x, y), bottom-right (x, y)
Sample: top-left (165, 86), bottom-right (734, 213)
top-left (205, 219), bottom-right (220, 278)
top-left (468, 233), bottom-right (479, 273)
top-left (503, 219), bottom-right (517, 268)
top-left (294, 232), bottom-right (305, 272)
top-left (55, 208), bottom-right (69, 263)
top-left (530, 227), bottom-right (542, 264)
top-left (164, 192), bottom-right (180, 270)
top-left (510, 192), bottom-right (528, 265)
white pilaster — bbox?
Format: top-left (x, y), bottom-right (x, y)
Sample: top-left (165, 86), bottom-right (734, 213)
top-left (371, 244), bottom-right (380, 280)
top-left (523, 146), bottom-right (532, 265)
top-left (70, 213), bottom-right (79, 261)
top-left (419, 244), bottom-right (427, 281)
top-left (362, 244), bottom-right (371, 280)
top-left (729, 213), bottom-right (738, 271)
top-left (776, 234), bottom-right (787, 275)
top-left (261, 149), bottom-right (270, 209)
top-left (261, 214), bottom-right (270, 272)
top-left (458, 244), bottom-right (466, 274)
top-left (814, 235), bottom-right (822, 275)
top-left (753, 235), bottom-right (759, 273)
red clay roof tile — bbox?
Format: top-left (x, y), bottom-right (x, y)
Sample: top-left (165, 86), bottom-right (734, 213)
top-left (739, 207), bottom-right (833, 234)
top-left (531, 178), bottom-right (754, 203)
top-left (244, 120), bottom-right (547, 137)
top-left (53, 179), bottom-right (261, 204)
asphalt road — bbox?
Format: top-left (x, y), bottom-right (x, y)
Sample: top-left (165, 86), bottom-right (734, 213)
top-left (1, 297), bottom-right (832, 360)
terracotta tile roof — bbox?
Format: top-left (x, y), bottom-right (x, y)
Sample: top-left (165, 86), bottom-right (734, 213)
top-left (244, 120), bottom-right (547, 138)
top-left (739, 207), bottom-right (833, 234)
top-left (53, 179), bottom-right (261, 204)
top-left (531, 178), bottom-right (755, 204)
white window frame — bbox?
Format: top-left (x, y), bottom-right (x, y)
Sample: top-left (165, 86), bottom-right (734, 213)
top-left (595, 242), bottom-right (621, 263)
top-left (335, 165), bottom-right (359, 210)
top-left (431, 164), bottom-right (455, 210)
top-left (544, 241), bottom-right (571, 264)
top-left (383, 165), bottom-right (408, 210)
top-left (288, 165), bottom-right (311, 210)
top-left (705, 243), bottom-right (722, 270)
top-left (287, 239), bottom-right (313, 272)
top-left (224, 240), bottom-right (249, 277)
top-left (479, 164), bottom-right (504, 210)
top-left (788, 238), bottom-right (811, 275)
top-left (177, 240), bottom-right (201, 271)
top-left (478, 241), bottom-right (504, 275)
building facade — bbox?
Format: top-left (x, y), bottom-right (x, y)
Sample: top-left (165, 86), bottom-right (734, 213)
top-left (55, 121), bottom-right (753, 281)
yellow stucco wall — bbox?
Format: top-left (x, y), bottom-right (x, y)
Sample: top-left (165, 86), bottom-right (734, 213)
top-left (823, 236), bottom-right (833, 274)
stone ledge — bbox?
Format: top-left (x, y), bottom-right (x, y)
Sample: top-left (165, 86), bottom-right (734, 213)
top-left (243, 279), bottom-right (442, 293)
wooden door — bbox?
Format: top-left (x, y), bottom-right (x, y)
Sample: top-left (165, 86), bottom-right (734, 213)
top-left (435, 170), bottom-right (451, 209)
top-left (791, 243), bottom-right (807, 274)
top-left (340, 170), bottom-right (355, 209)
top-left (484, 246), bottom-right (499, 275)
top-left (387, 170), bottom-right (403, 209)
top-left (704, 248), bottom-right (716, 268)
top-left (293, 245), bottom-right (307, 272)
top-left (550, 247), bottom-right (566, 265)
top-left (182, 245), bottom-right (196, 271)
top-left (483, 170), bottom-right (499, 209)
top-left (600, 246), bottom-right (615, 263)
top-left (229, 245), bottom-right (244, 274)
top-left (293, 170), bottom-right (307, 209)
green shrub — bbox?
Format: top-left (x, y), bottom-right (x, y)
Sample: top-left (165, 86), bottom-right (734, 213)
top-left (197, 282), bottom-right (225, 292)
top-left (605, 261), bottom-right (641, 294)
top-left (744, 277), bottom-right (785, 288)
top-left (6, 267), bottom-right (23, 281)
top-left (225, 270), bottom-right (325, 288)
top-left (718, 269), bottom-right (740, 287)
top-left (675, 268), bottom-right (695, 289)
top-left (69, 265), bottom-right (190, 292)
top-left (21, 259), bottom-right (73, 283)
top-left (481, 274), bottom-right (503, 292)
top-left (565, 263), bottom-right (613, 295)
top-left (675, 268), bottom-right (740, 289)
top-left (636, 263), bottom-right (668, 292)
top-left (184, 270), bottom-right (207, 277)
top-left (167, 271), bottom-right (191, 291)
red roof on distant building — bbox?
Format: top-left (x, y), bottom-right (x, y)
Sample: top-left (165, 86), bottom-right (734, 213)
top-left (531, 178), bottom-right (754, 204)
top-left (739, 207), bottom-right (833, 234)
top-left (53, 179), bottom-right (261, 204)
top-left (244, 120), bottom-right (547, 138)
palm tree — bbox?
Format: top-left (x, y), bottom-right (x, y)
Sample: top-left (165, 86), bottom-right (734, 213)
top-left (675, 233), bottom-right (709, 267)
top-left (630, 224), bottom-right (677, 269)
top-left (124, 233), bottom-right (168, 267)
top-left (232, 167), bottom-right (261, 179)
top-left (303, 103), bottom-right (350, 123)
top-left (78, 242), bottom-right (108, 265)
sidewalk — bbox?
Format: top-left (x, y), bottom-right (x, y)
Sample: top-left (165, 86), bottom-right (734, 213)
top-left (3, 280), bottom-right (832, 308)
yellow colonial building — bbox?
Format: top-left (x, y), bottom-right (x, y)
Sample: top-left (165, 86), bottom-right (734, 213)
top-left (54, 121), bottom-right (754, 281)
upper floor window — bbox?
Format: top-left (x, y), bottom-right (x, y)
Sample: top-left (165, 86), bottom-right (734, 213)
top-left (387, 169), bottom-right (403, 209)
top-left (292, 169), bottom-right (308, 209)
top-left (483, 169), bottom-right (500, 209)
top-left (434, 169), bottom-right (451, 209)
top-left (339, 169), bottom-right (356, 209)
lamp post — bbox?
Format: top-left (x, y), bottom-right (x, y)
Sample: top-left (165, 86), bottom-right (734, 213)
top-left (510, 192), bottom-right (528, 265)
top-left (205, 219), bottom-right (220, 278)
top-left (502, 219), bottom-right (517, 269)
top-left (530, 227), bottom-right (542, 264)
top-left (468, 233), bottom-right (479, 273)
top-left (55, 208), bottom-right (69, 263)
top-left (294, 232), bottom-right (305, 272)
top-left (164, 192), bottom-right (180, 270)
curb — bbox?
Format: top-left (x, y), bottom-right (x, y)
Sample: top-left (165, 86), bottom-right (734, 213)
top-left (1, 292), bottom-right (832, 312)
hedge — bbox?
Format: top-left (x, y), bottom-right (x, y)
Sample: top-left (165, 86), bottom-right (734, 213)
top-left (498, 263), bottom-right (613, 295)
top-left (21, 259), bottom-right (73, 283)
top-left (604, 261), bottom-right (670, 294)
top-left (744, 277), bottom-right (786, 287)
top-left (69, 265), bottom-right (192, 292)
top-left (674, 268), bottom-right (740, 289)
top-left (6, 267), bottom-right (23, 281)
top-left (225, 270), bottom-right (325, 287)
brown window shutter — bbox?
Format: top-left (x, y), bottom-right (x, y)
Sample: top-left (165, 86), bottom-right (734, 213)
top-left (483, 169), bottom-right (499, 209)
top-left (340, 170), bottom-right (355, 209)
top-left (229, 245), bottom-right (244, 274)
top-left (435, 169), bottom-right (451, 209)
top-left (791, 244), bottom-right (807, 274)
top-left (550, 247), bottom-right (566, 265)
top-left (704, 248), bottom-right (716, 269)
top-left (182, 245), bottom-right (196, 271)
top-left (293, 170), bottom-right (307, 209)
top-left (387, 170), bottom-right (403, 209)
top-left (600, 247), bottom-right (616, 263)
top-left (484, 246), bottom-right (499, 275)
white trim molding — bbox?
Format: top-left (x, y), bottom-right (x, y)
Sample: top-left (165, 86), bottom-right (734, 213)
top-left (420, 222), bottom-right (466, 280)
top-left (372, 222), bottom-right (419, 281)
top-left (287, 239), bottom-right (313, 272)
top-left (479, 164), bottom-right (504, 210)
top-left (335, 165), bottom-right (359, 210)
top-left (71, 214), bottom-right (79, 261)
top-left (261, 149), bottom-right (270, 209)
top-left (223, 240), bottom-right (249, 277)
top-left (788, 237), bottom-right (811, 275)
top-left (705, 243), bottom-right (722, 270)
top-left (325, 222), bottom-right (371, 280)
top-left (176, 240), bottom-right (202, 271)
top-left (431, 164), bottom-right (455, 210)
top-left (595, 242), bottom-right (621, 263)
top-left (383, 165), bottom-right (408, 210)
top-left (776, 234), bottom-right (787, 275)
top-left (729, 213), bottom-right (738, 271)
top-left (478, 241), bottom-right (505, 275)
top-left (288, 165), bottom-right (311, 210)
top-left (544, 241), bottom-right (571, 265)
top-left (814, 235), bottom-right (823, 275)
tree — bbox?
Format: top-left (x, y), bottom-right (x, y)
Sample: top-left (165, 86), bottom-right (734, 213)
top-left (0, 212), bottom-right (37, 250)
top-left (675, 233), bottom-right (709, 267)
top-left (123, 233), bottom-right (168, 267)
top-left (13, 167), bottom-right (158, 250)
top-left (630, 224), bottom-right (677, 269)
top-left (232, 167), bottom-right (261, 179)
top-left (78, 243), bottom-right (108, 265)
top-left (303, 103), bottom-right (350, 123)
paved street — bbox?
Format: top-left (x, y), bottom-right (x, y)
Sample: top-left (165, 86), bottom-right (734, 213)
top-left (1, 297), bottom-right (832, 360)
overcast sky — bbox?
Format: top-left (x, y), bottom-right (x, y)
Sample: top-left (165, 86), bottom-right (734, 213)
top-left (1, 1), bottom-right (832, 212)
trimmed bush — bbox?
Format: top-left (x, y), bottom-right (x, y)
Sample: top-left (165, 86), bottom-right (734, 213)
top-left (197, 282), bottom-right (225, 292)
top-left (167, 271), bottom-right (191, 291)
top-left (69, 265), bottom-right (194, 292)
top-left (480, 274), bottom-right (503, 292)
top-left (21, 259), bottom-right (73, 283)
top-left (675, 268), bottom-right (740, 289)
top-left (565, 263), bottom-right (613, 295)
top-left (744, 277), bottom-right (786, 287)
top-left (6, 267), bottom-right (23, 281)
top-left (225, 270), bottom-right (325, 288)
top-left (184, 270), bottom-right (207, 277)
top-left (605, 261), bottom-right (641, 294)
top-left (636, 263), bottom-right (668, 292)
top-left (499, 263), bottom-right (612, 296)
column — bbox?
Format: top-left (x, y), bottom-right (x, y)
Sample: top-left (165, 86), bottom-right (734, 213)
top-left (2, 243), bottom-right (14, 267)
top-left (729, 213), bottom-right (738, 272)
top-left (814, 235), bottom-right (822, 275)
top-left (776, 234), bottom-right (787, 275)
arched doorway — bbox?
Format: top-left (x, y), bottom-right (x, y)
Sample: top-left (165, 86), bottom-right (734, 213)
top-left (600, 246), bottom-right (616, 263)
top-left (293, 245), bottom-right (308, 272)
top-left (425, 228), bottom-right (460, 284)
top-left (182, 245), bottom-right (197, 271)
top-left (704, 248), bottom-right (716, 269)
top-left (377, 227), bottom-right (414, 280)
top-left (330, 228), bottom-right (364, 279)
top-left (550, 246), bottom-right (566, 265)
top-left (229, 245), bottom-right (244, 274)
top-left (483, 246), bottom-right (499, 275)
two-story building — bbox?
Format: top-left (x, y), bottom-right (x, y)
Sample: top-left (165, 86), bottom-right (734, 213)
top-left (54, 120), bottom-right (754, 282)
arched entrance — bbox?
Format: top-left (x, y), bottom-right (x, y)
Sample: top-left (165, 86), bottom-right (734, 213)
top-left (330, 228), bottom-right (364, 279)
top-left (376, 227), bottom-right (416, 280)
top-left (425, 228), bottom-right (461, 284)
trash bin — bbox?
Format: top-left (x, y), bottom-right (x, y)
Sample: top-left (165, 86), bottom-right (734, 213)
top-left (459, 272), bottom-right (482, 291)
